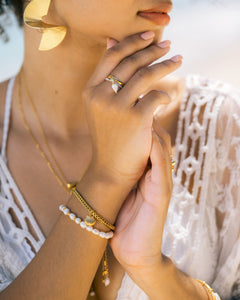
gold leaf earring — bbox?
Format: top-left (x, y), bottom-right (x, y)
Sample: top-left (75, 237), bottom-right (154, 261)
top-left (23, 0), bottom-right (67, 51)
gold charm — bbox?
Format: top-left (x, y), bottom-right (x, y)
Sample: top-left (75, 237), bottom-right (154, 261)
top-left (67, 182), bottom-right (77, 190)
top-left (102, 250), bottom-right (110, 287)
top-left (23, 0), bottom-right (67, 51)
top-left (85, 214), bottom-right (96, 227)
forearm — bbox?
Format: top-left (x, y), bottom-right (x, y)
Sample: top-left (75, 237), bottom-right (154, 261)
top-left (128, 256), bottom-right (211, 300)
top-left (0, 169), bottom-right (130, 300)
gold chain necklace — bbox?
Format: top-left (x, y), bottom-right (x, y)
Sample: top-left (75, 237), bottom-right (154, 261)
top-left (22, 71), bottom-right (72, 190)
top-left (17, 70), bottom-right (110, 288)
top-left (18, 71), bottom-right (74, 194)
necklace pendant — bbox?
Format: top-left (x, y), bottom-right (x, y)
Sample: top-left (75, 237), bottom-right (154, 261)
top-left (85, 214), bottom-right (96, 227)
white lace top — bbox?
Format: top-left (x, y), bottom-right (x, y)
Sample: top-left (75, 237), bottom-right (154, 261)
top-left (0, 75), bottom-right (239, 300)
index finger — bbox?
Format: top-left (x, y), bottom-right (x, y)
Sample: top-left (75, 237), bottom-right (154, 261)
top-left (86, 31), bottom-right (155, 88)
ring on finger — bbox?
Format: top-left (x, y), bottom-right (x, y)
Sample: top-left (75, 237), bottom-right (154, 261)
top-left (105, 75), bottom-right (125, 94)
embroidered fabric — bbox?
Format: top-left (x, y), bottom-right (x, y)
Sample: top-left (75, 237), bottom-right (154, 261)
top-left (0, 74), bottom-right (239, 300)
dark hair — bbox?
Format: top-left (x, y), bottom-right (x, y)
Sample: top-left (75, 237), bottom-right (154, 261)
top-left (0, 0), bottom-right (24, 25)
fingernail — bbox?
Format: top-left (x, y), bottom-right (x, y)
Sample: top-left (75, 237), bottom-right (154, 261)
top-left (107, 38), bottom-right (118, 49)
top-left (140, 31), bottom-right (155, 40)
top-left (170, 55), bottom-right (183, 62)
top-left (157, 40), bottom-right (171, 48)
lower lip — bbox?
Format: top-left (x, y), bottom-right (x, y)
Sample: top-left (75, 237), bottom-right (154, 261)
top-left (138, 12), bottom-right (170, 26)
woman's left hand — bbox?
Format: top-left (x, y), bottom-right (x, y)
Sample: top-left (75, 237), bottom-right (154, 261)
top-left (109, 119), bottom-right (173, 273)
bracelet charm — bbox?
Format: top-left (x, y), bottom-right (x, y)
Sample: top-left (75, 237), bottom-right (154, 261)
top-left (85, 214), bottom-right (96, 226)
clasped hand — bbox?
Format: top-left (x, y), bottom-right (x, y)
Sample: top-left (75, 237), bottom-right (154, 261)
top-left (82, 31), bottom-right (180, 281)
top-left (110, 118), bottom-right (173, 275)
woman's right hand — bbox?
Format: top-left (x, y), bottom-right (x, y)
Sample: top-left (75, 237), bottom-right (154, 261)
top-left (82, 31), bottom-right (182, 188)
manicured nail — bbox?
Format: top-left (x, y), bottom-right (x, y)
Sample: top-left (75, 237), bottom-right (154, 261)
top-left (157, 40), bottom-right (171, 48)
top-left (107, 38), bottom-right (118, 49)
top-left (170, 55), bottom-right (183, 62)
top-left (140, 31), bottom-right (155, 40)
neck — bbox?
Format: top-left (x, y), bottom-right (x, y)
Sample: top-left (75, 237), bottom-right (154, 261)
top-left (21, 26), bottom-right (107, 137)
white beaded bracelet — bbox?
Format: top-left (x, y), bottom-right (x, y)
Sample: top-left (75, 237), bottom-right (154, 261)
top-left (59, 205), bottom-right (114, 239)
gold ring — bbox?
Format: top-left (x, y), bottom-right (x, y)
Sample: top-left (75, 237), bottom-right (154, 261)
top-left (105, 75), bottom-right (125, 94)
top-left (171, 160), bottom-right (176, 172)
top-left (107, 75), bottom-right (125, 86)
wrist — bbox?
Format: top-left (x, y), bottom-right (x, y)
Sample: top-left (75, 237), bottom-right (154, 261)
top-left (86, 160), bottom-right (140, 190)
top-left (68, 164), bottom-right (133, 227)
top-left (83, 162), bottom-right (123, 187)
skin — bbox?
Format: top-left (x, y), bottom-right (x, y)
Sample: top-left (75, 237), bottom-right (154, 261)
top-left (0, 0), bottom-right (213, 299)
top-left (4, 0), bottom-right (183, 239)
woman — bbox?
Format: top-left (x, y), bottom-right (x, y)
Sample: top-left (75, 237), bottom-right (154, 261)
top-left (0, 0), bottom-right (239, 299)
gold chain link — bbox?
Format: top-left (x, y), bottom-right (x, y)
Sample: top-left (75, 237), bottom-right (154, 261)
top-left (71, 188), bottom-right (115, 231)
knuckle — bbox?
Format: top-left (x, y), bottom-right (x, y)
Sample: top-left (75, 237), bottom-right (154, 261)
top-left (136, 67), bottom-right (153, 80)
top-left (88, 88), bottom-right (106, 107)
top-left (89, 94), bottom-right (102, 109)
top-left (90, 95), bottom-right (115, 113)
top-left (161, 60), bottom-right (172, 68)
top-left (124, 54), bottom-right (140, 65)
top-left (126, 33), bottom-right (142, 45)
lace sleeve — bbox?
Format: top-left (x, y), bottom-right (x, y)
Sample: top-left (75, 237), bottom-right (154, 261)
top-left (212, 91), bottom-right (240, 300)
